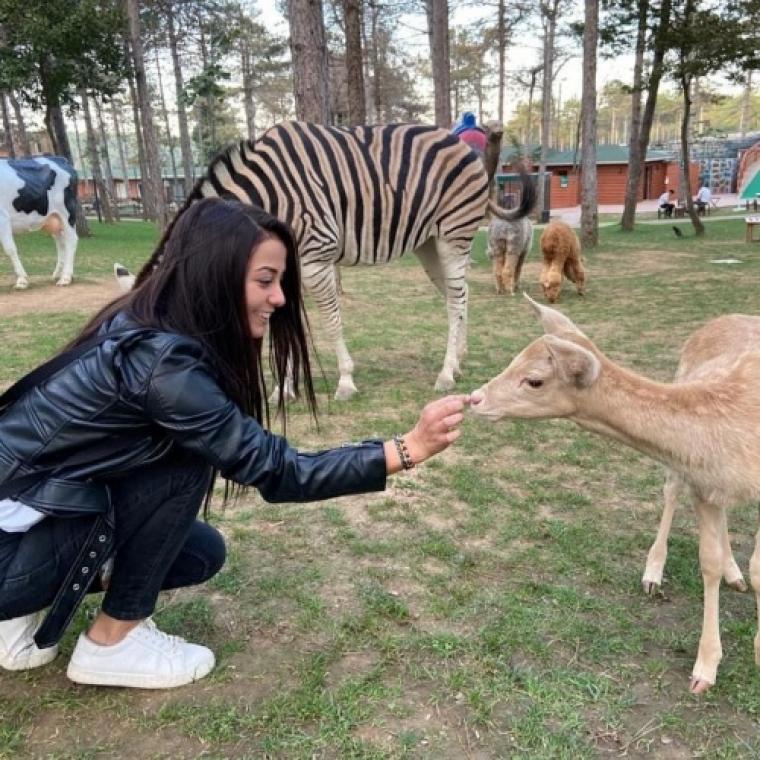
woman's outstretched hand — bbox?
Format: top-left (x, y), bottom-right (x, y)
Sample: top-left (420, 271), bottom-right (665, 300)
top-left (385, 395), bottom-right (470, 473)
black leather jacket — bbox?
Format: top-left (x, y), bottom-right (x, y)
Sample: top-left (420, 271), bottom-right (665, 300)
top-left (1, 312), bottom-right (387, 646)
top-left (0, 312), bottom-right (387, 515)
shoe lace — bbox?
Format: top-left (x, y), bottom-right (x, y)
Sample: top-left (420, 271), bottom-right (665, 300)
top-left (139, 618), bottom-right (186, 649)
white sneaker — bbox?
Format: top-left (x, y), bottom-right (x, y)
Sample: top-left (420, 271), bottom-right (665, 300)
top-left (66, 618), bottom-right (215, 688)
top-left (0, 611), bottom-right (59, 671)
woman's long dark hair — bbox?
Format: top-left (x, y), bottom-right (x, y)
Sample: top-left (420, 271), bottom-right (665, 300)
top-left (73, 197), bottom-right (317, 429)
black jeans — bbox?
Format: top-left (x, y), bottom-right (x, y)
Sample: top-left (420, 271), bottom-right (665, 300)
top-left (0, 453), bottom-right (225, 624)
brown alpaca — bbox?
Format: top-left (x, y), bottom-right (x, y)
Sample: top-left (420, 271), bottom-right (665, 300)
top-left (539, 221), bottom-right (586, 303)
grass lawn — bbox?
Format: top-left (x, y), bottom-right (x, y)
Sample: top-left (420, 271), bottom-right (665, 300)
top-left (1, 216), bottom-right (760, 758)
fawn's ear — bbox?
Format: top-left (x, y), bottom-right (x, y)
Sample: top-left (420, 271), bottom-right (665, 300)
top-left (523, 293), bottom-right (584, 336)
top-left (543, 334), bottom-right (600, 389)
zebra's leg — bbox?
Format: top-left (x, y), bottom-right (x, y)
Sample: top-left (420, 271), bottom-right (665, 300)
top-left (268, 356), bottom-right (297, 405)
top-left (414, 237), bottom-right (469, 391)
top-left (301, 259), bottom-right (357, 401)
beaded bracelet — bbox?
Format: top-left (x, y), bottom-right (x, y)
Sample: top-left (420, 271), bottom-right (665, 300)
top-left (392, 434), bottom-right (415, 470)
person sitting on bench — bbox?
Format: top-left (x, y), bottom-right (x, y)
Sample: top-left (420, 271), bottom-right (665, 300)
top-left (659, 189), bottom-right (676, 218)
top-left (694, 184), bottom-right (711, 213)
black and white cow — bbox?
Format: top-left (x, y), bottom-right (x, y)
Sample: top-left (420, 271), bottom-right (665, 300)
top-left (0, 156), bottom-right (79, 289)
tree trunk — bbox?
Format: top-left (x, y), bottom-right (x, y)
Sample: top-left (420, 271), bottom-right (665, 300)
top-left (0, 92), bottom-right (16, 158)
top-left (497, 0), bottom-right (506, 126)
top-left (94, 97), bottom-right (120, 220)
top-left (740, 70), bottom-right (753, 137)
top-left (73, 117), bottom-right (86, 175)
top-left (125, 0), bottom-right (168, 230)
top-left (8, 92), bottom-right (30, 155)
top-left (198, 28), bottom-right (216, 154)
top-left (241, 41), bottom-right (256, 139)
top-left (287, 0), bottom-right (330, 123)
top-left (428, 0), bottom-right (451, 127)
top-left (343, 0), bottom-right (365, 125)
top-left (368, 0), bottom-right (381, 121)
top-left (361, 8), bottom-right (374, 122)
top-left (154, 47), bottom-right (178, 205)
top-left (620, 0), bottom-right (648, 231)
top-left (80, 89), bottom-right (115, 223)
top-left (111, 100), bottom-right (130, 199)
top-left (126, 61), bottom-right (151, 220)
top-left (525, 68), bottom-right (539, 148)
top-left (621, 0), bottom-right (671, 232)
top-left (166, 2), bottom-right (195, 196)
top-left (580, 0), bottom-right (598, 249)
top-left (44, 98), bottom-right (90, 237)
top-left (679, 73), bottom-right (704, 235)
top-left (536, 2), bottom-right (558, 223)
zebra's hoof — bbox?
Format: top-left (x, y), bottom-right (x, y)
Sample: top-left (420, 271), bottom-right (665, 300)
top-left (269, 386), bottom-right (297, 405)
top-left (55, 276), bottom-right (72, 286)
top-left (334, 382), bottom-right (358, 401)
top-left (14, 279), bottom-right (29, 290)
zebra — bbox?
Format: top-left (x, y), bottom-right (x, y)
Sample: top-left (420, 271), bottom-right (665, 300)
top-left (140, 121), bottom-right (510, 400)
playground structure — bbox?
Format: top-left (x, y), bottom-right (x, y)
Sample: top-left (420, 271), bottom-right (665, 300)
top-left (737, 140), bottom-right (760, 208)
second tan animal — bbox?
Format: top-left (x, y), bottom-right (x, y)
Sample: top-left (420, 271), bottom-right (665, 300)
top-left (539, 221), bottom-right (586, 303)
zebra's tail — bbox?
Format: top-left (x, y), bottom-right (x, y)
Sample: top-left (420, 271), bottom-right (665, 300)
top-left (488, 168), bottom-right (537, 222)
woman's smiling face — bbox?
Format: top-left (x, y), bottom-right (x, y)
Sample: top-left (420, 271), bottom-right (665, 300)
top-left (245, 237), bottom-right (287, 338)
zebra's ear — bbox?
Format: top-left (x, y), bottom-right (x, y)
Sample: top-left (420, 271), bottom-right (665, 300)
top-left (522, 293), bottom-right (585, 336)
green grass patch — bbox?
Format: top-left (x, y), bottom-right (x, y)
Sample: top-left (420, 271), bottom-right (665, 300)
top-left (3, 217), bottom-right (760, 756)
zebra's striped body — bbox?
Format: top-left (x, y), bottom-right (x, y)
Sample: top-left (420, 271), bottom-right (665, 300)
top-left (195, 121), bottom-right (492, 398)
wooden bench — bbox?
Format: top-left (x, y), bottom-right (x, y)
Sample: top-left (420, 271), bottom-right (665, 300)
top-left (746, 216), bottom-right (760, 243)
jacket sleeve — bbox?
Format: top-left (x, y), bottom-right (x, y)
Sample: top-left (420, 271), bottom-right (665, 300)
top-left (143, 339), bottom-right (387, 503)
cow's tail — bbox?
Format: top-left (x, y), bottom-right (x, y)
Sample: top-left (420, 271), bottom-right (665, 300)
top-left (488, 167), bottom-right (536, 222)
top-left (133, 179), bottom-right (205, 287)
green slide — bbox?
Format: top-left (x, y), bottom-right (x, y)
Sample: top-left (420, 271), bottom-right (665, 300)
top-left (740, 167), bottom-right (760, 200)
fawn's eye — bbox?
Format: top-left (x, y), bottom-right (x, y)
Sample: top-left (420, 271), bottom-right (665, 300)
top-left (525, 377), bottom-right (544, 389)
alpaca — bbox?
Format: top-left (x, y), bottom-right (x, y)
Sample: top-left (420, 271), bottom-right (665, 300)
top-left (486, 175), bottom-right (537, 295)
top-left (470, 295), bottom-right (760, 695)
top-left (538, 221), bottom-right (586, 303)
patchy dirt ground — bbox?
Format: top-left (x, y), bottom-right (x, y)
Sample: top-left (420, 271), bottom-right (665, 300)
top-left (0, 278), bottom-right (119, 318)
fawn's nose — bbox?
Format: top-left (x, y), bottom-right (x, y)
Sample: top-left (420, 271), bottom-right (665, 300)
top-left (470, 389), bottom-right (485, 406)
